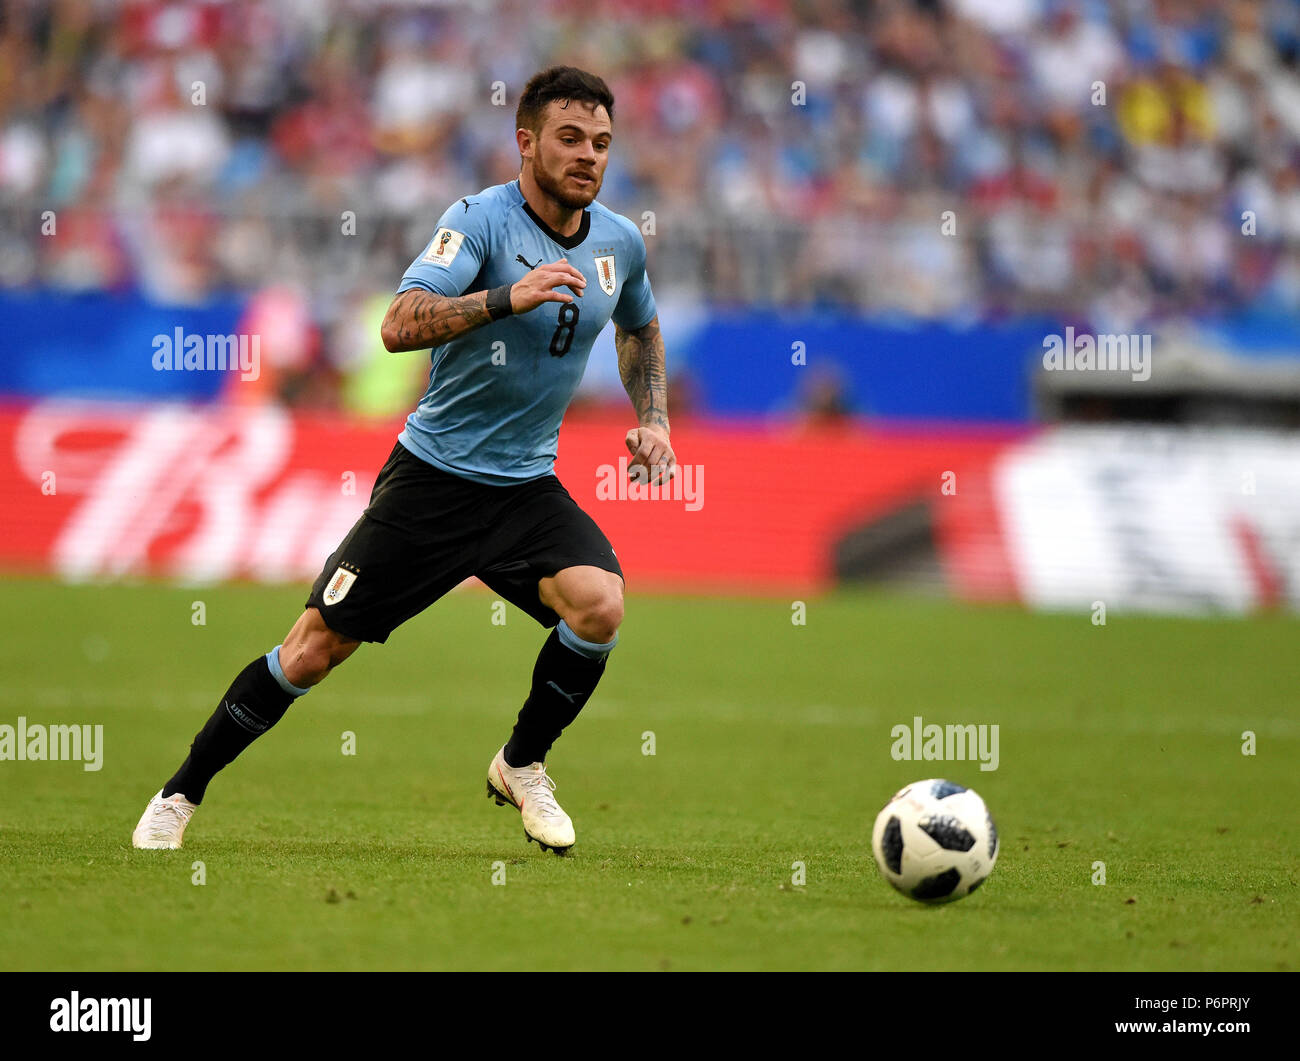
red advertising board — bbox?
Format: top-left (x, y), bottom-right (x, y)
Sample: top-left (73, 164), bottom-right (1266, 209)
top-left (0, 401), bottom-right (1018, 594)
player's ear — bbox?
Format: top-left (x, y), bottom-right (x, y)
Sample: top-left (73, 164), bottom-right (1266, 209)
top-left (516, 126), bottom-right (535, 160)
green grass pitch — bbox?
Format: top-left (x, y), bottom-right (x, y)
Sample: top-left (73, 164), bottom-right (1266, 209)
top-left (0, 578), bottom-right (1295, 971)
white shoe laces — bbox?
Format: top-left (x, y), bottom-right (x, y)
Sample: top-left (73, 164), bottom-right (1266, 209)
top-left (515, 767), bottom-right (565, 822)
top-left (146, 795), bottom-right (194, 840)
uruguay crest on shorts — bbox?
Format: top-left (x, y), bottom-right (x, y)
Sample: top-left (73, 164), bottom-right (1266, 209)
top-left (323, 565), bottom-right (358, 605)
top-left (593, 250), bottom-right (616, 296)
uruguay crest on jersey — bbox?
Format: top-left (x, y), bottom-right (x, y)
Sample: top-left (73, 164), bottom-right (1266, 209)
top-left (593, 249), bottom-right (616, 296)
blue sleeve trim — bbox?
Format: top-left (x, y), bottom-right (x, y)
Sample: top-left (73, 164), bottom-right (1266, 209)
top-left (623, 308), bottom-right (658, 332)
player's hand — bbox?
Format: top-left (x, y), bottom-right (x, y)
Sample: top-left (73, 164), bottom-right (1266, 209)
top-left (625, 425), bottom-right (676, 486)
top-left (509, 257), bottom-right (586, 313)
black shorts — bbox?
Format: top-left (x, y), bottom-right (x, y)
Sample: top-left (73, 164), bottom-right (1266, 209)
top-left (306, 441), bottom-right (624, 643)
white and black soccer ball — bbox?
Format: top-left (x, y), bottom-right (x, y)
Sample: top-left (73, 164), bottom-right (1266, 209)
top-left (871, 779), bottom-right (999, 903)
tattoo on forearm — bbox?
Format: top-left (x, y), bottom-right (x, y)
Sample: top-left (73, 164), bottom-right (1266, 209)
top-left (382, 289), bottom-right (492, 351)
top-left (616, 316), bottom-right (669, 432)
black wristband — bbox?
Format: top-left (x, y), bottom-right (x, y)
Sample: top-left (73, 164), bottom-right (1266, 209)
top-left (486, 284), bottom-right (514, 321)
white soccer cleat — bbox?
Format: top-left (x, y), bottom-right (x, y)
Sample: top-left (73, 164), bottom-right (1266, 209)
top-left (486, 746), bottom-right (576, 855)
top-left (131, 789), bottom-right (198, 850)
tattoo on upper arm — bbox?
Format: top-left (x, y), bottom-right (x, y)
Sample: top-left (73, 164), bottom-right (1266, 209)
top-left (383, 289), bottom-right (491, 350)
top-left (616, 316), bottom-right (669, 431)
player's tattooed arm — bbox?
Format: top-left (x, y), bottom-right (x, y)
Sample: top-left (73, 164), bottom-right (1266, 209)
top-left (618, 315), bottom-right (675, 484)
top-left (380, 289), bottom-right (496, 352)
top-left (616, 316), bottom-right (669, 434)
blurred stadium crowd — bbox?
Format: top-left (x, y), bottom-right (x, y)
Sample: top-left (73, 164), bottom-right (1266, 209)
top-left (1, 0), bottom-right (1298, 404)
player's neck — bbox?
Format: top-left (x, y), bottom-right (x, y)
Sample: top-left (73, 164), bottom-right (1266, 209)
top-left (518, 169), bottom-right (584, 238)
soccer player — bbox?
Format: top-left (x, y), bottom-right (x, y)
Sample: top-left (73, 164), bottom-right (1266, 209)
top-left (132, 66), bottom-right (674, 855)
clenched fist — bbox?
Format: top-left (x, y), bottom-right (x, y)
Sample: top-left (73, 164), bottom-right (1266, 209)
top-left (625, 425), bottom-right (676, 486)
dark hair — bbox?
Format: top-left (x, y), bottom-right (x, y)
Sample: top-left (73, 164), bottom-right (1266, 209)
top-left (515, 66), bottom-right (614, 135)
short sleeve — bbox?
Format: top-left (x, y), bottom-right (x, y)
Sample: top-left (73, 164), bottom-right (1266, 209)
top-left (612, 225), bottom-right (657, 331)
top-left (397, 201), bottom-right (491, 297)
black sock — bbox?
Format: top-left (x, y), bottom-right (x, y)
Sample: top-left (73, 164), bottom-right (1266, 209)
top-left (504, 624), bottom-right (614, 767)
top-left (163, 651), bottom-right (303, 803)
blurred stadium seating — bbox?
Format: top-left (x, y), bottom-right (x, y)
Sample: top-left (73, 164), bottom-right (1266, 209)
top-left (2, 0), bottom-right (1298, 613)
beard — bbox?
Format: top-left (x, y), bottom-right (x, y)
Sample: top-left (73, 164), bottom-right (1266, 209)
top-left (530, 149), bottom-right (600, 210)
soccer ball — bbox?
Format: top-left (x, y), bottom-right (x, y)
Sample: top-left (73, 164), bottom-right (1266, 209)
top-left (871, 779), bottom-right (999, 903)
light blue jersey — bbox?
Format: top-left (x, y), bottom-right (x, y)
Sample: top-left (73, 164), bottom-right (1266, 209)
top-left (395, 179), bottom-right (657, 485)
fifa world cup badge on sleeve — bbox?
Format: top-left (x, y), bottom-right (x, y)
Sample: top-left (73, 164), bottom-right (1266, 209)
top-left (423, 228), bottom-right (465, 267)
top-left (323, 565), bottom-right (359, 606)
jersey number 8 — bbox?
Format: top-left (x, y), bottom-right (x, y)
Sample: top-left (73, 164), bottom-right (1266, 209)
top-left (549, 303), bottom-right (580, 357)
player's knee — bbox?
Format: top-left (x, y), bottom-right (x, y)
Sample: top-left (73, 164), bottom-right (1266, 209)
top-left (567, 592), bottom-right (623, 645)
top-left (294, 640), bottom-right (356, 686)
top-left (280, 613), bottom-right (360, 687)
top-left (284, 640), bottom-right (333, 687)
